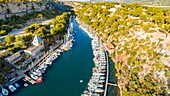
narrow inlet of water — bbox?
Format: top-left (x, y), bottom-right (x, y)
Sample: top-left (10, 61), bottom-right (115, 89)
top-left (13, 19), bottom-right (94, 96)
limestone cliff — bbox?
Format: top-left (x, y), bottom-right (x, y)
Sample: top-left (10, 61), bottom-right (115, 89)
top-left (0, 2), bottom-right (53, 20)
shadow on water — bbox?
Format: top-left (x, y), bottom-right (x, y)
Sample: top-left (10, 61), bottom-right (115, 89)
top-left (107, 57), bottom-right (119, 96)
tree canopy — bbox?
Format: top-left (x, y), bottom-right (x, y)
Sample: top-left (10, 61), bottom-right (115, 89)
top-left (74, 2), bottom-right (170, 95)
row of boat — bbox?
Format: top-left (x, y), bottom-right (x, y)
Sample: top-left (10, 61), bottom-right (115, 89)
top-left (78, 20), bottom-right (107, 96)
top-left (61, 21), bottom-right (75, 51)
top-left (0, 83), bottom-right (20, 96)
top-left (23, 19), bottom-right (76, 86)
top-left (23, 49), bottom-right (63, 85)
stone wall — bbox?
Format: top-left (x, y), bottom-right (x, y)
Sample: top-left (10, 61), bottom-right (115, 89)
top-left (0, 2), bottom-right (52, 20)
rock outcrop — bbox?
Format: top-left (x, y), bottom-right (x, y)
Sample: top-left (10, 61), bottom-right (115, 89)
top-left (0, 2), bottom-right (53, 20)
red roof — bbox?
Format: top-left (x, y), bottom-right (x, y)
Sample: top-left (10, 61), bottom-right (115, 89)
top-left (106, 42), bottom-right (114, 49)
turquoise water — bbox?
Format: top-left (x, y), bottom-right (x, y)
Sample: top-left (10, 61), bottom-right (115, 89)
top-left (13, 20), bottom-right (94, 96)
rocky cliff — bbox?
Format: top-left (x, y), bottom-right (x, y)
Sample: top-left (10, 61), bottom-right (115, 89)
top-left (0, 2), bottom-right (53, 20)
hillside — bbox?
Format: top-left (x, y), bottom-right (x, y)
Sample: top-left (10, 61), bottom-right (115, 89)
top-left (136, 0), bottom-right (170, 6)
top-left (0, 1), bottom-right (66, 84)
top-left (89, 0), bottom-right (170, 6)
top-left (73, 2), bottom-right (170, 95)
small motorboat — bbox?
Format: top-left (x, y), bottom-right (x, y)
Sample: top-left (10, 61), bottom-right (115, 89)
top-left (2, 88), bottom-right (9, 96)
top-left (32, 72), bottom-right (42, 76)
top-left (14, 83), bottom-right (20, 88)
top-left (36, 78), bottom-right (42, 83)
top-left (30, 74), bottom-right (38, 80)
top-left (23, 77), bottom-right (27, 82)
top-left (24, 83), bottom-right (28, 87)
top-left (80, 80), bottom-right (83, 83)
top-left (45, 58), bottom-right (52, 65)
top-left (8, 85), bottom-right (17, 92)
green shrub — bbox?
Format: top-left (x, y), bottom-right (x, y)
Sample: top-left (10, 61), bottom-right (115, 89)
top-left (0, 19), bottom-right (6, 26)
top-left (0, 30), bottom-right (7, 35)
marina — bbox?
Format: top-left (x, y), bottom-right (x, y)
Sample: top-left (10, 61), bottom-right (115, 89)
top-left (0, 0), bottom-right (167, 95)
top-left (0, 16), bottom-right (118, 96)
top-left (12, 18), bottom-right (95, 96)
top-left (77, 19), bottom-right (109, 96)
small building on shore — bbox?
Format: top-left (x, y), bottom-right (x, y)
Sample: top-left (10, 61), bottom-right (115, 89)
top-left (5, 50), bottom-right (24, 65)
top-left (24, 35), bottom-right (44, 59)
top-left (105, 42), bottom-right (114, 54)
top-left (5, 50), bottom-right (32, 69)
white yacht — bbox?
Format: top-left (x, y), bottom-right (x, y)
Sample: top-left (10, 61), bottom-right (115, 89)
top-left (95, 88), bottom-right (104, 93)
top-left (44, 58), bottom-right (52, 65)
top-left (32, 72), bottom-right (42, 76)
top-left (99, 80), bottom-right (105, 83)
top-left (30, 74), bottom-right (38, 80)
top-left (100, 77), bottom-right (105, 80)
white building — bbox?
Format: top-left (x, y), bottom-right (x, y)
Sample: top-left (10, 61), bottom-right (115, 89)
top-left (24, 35), bottom-right (44, 58)
top-left (5, 50), bottom-right (23, 65)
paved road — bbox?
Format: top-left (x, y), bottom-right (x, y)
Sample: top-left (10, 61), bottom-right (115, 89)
top-left (0, 18), bottom-right (54, 40)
